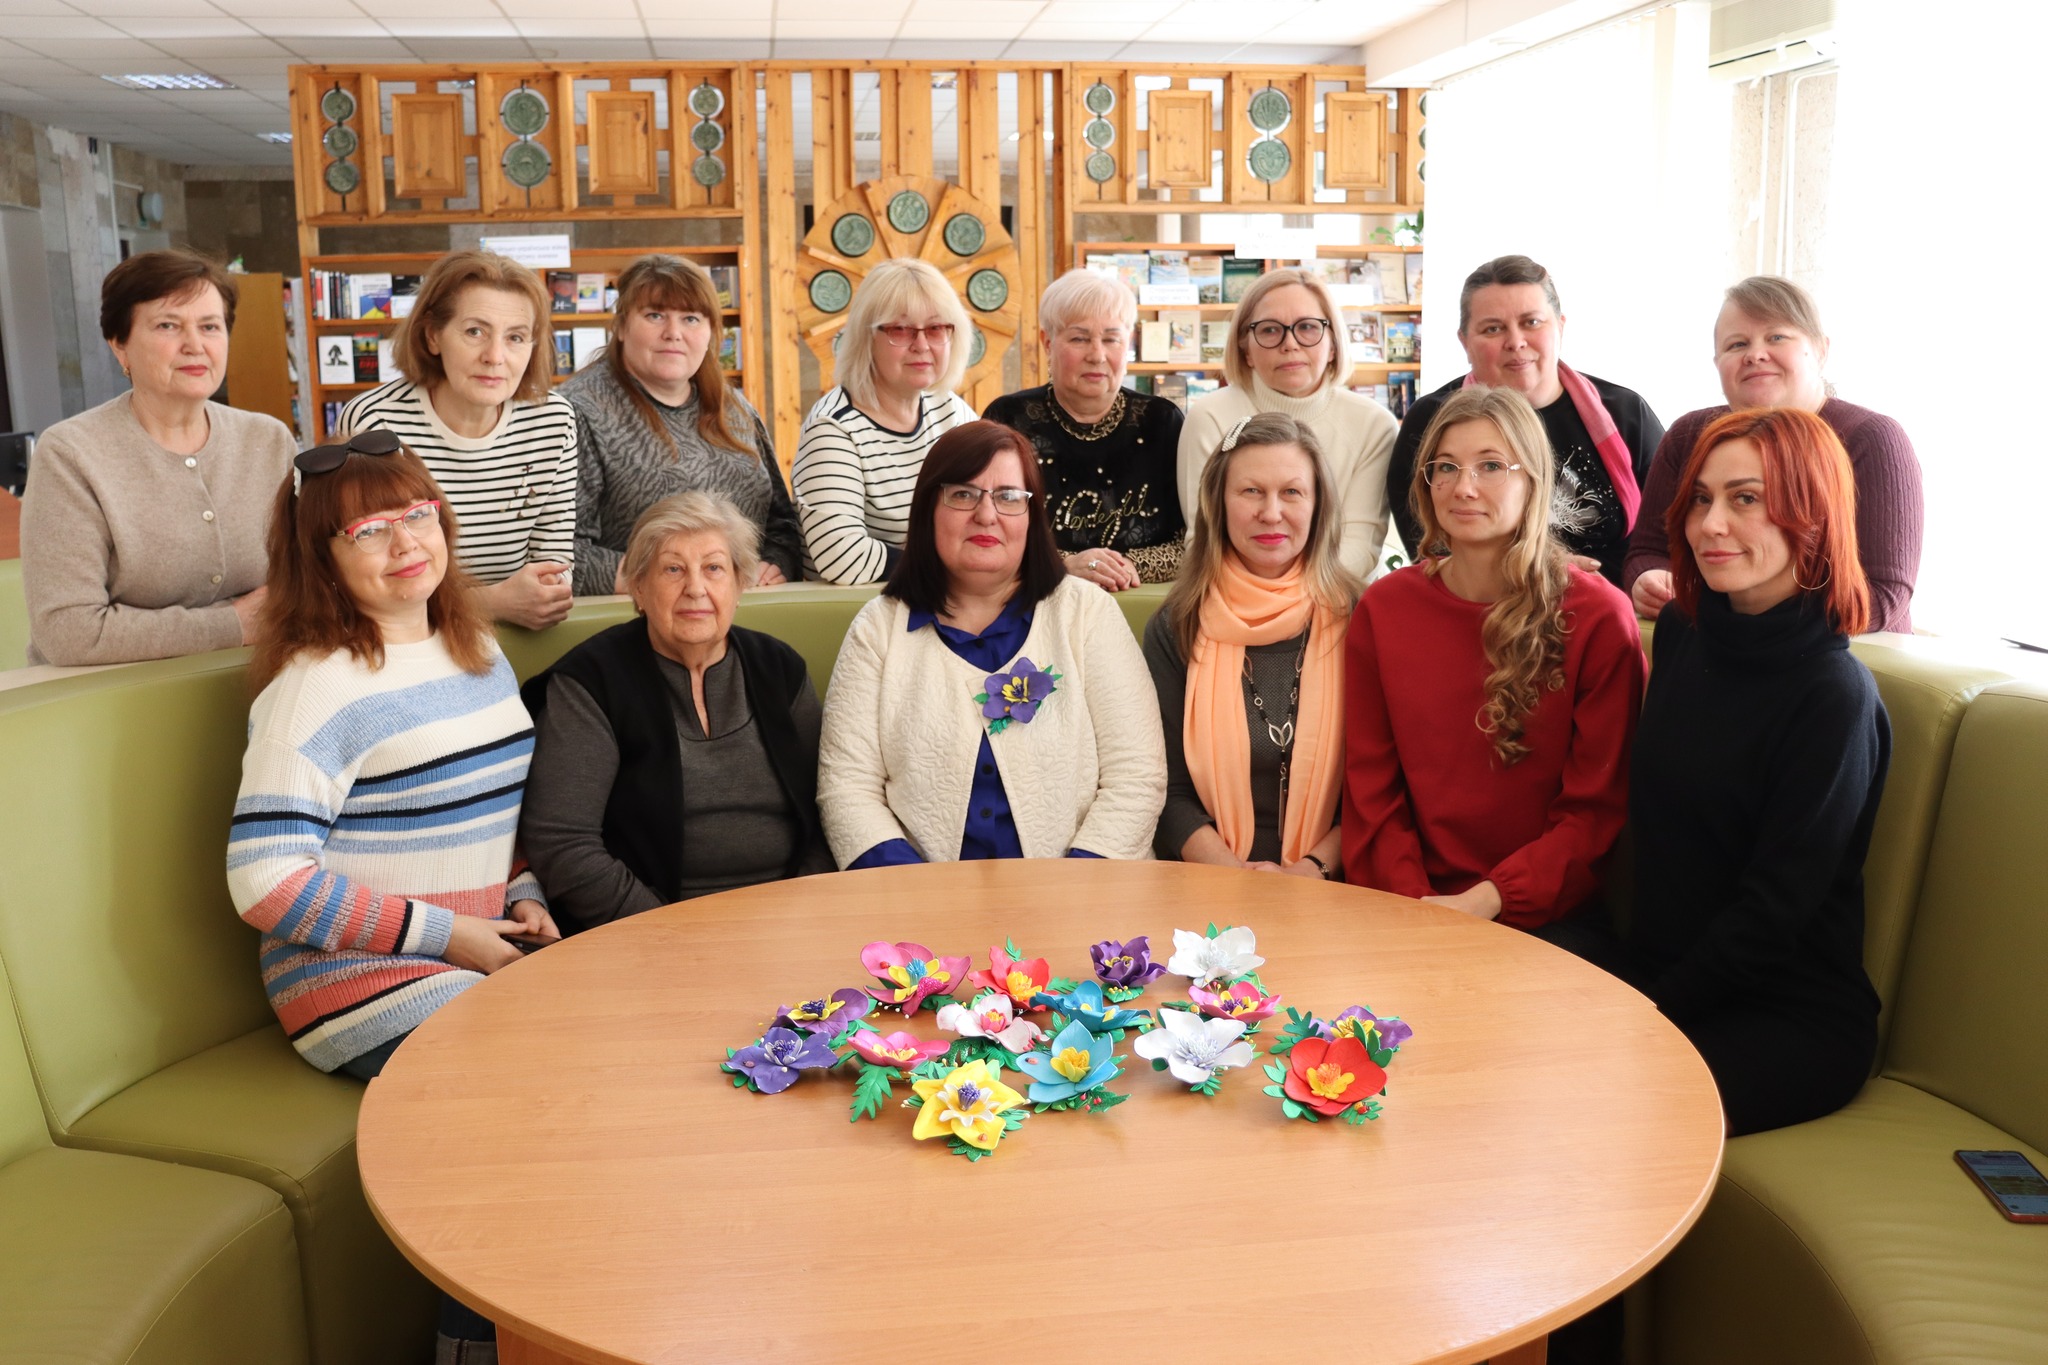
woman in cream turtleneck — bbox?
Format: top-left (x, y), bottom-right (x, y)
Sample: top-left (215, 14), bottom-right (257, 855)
top-left (1177, 268), bottom-right (1398, 581)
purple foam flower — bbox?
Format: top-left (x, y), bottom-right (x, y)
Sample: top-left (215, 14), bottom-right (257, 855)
top-left (774, 988), bottom-right (872, 1038)
top-left (979, 658), bottom-right (1058, 727)
top-left (1328, 1005), bottom-right (1413, 1053)
top-left (1090, 936), bottom-right (1168, 992)
top-left (724, 1026), bottom-right (838, 1094)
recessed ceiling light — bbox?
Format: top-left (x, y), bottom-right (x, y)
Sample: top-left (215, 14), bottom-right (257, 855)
top-left (256, 132), bottom-right (292, 144)
top-left (103, 73), bottom-right (236, 91)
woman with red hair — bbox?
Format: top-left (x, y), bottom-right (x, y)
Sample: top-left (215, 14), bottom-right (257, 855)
top-left (1553, 406), bottom-right (1890, 1136)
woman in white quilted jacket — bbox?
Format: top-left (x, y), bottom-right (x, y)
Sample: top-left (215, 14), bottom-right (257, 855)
top-left (818, 420), bottom-right (1166, 866)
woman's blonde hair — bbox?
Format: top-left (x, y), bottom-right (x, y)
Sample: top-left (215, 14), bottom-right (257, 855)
top-left (393, 249), bottom-right (554, 403)
top-left (1410, 386), bottom-right (1571, 767)
top-left (833, 258), bottom-right (971, 411)
top-left (620, 490), bottom-right (762, 598)
top-left (1221, 267), bottom-right (1351, 392)
top-left (1039, 267), bottom-right (1138, 336)
top-left (1161, 411), bottom-right (1363, 660)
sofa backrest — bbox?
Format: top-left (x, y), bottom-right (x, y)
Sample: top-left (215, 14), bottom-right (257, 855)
top-left (0, 559), bottom-right (26, 669)
top-left (0, 955), bottom-right (51, 1168)
top-left (1883, 679), bottom-right (2048, 1152)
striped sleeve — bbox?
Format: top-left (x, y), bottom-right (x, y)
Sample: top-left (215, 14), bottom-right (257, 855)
top-left (793, 407), bottom-right (892, 585)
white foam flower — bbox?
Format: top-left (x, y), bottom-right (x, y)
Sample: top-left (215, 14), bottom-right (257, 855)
top-left (1133, 1008), bottom-right (1256, 1085)
top-left (935, 989), bottom-right (1045, 1053)
top-left (1166, 926), bottom-right (1264, 986)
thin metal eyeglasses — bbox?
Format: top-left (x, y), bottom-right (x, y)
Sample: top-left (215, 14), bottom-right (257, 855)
top-left (1245, 317), bottom-right (1331, 349)
top-left (291, 428), bottom-right (403, 496)
top-left (938, 484), bottom-right (1033, 515)
top-left (1423, 459), bottom-right (1523, 487)
top-left (875, 322), bottom-right (956, 347)
top-left (335, 500), bottom-right (441, 554)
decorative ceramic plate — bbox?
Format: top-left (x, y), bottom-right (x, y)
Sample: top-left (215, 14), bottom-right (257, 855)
top-left (886, 190), bottom-right (930, 234)
top-left (1247, 139), bottom-right (1291, 183)
top-left (965, 268), bottom-right (1008, 312)
top-left (1247, 86), bottom-right (1291, 133)
top-left (690, 119), bottom-right (725, 152)
top-left (1418, 125), bottom-right (1427, 151)
top-left (499, 87), bottom-right (550, 138)
top-left (808, 269), bottom-right (852, 314)
top-left (1084, 151), bottom-right (1116, 183)
top-left (830, 213), bottom-right (876, 257)
top-left (323, 159), bottom-right (361, 195)
top-left (942, 213), bottom-right (985, 257)
top-left (968, 326), bottom-right (986, 367)
top-left (502, 140), bottom-right (552, 188)
top-left (1083, 117), bottom-right (1115, 149)
top-left (692, 154), bottom-right (726, 187)
top-left (689, 81), bottom-right (725, 119)
top-left (1416, 158), bottom-right (1427, 183)
top-left (1417, 92), bottom-right (1429, 119)
top-left (1083, 82), bottom-right (1116, 116)
top-left (321, 124), bottom-right (357, 159)
top-left (319, 87), bottom-right (356, 124)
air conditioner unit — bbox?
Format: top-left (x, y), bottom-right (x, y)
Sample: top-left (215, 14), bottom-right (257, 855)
top-left (1710, 0), bottom-right (1837, 75)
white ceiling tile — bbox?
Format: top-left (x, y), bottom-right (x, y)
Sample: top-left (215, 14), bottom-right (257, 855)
top-left (293, 37), bottom-right (412, 56)
top-left (774, 0), bottom-right (909, 19)
top-left (4, 16), bottom-right (128, 37)
top-left (209, 0), bottom-right (350, 14)
top-left (647, 37), bottom-right (768, 58)
top-left (771, 18), bottom-right (898, 38)
top-left (350, 0), bottom-right (499, 15)
top-left (511, 17), bottom-right (646, 37)
top-left (1036, 0), bottom-right (1177, 20)
top-left (109, 18), bottom-right (263, 38)
top-left (400, 37), bottom-right (534, 57)
top-left (241, 16), bottom-right (387, 35)
top-left (497, 0), bottom-right (641, 14)
top-left (377, 17), bottom-right (520, 36)
top-left (0, 86), bottom-right (55, 104)
top-left (903, 0), bottom-right (1040, 17)
top-left (149, 36), bottom-right (294, 56)
top-left (18, 38), bottom-right (176, 59)
top-left (644, 16), bottom-right (777, 37)
top-left (1020, 20), bottom-right (1150, 40)
top-left (0, 0), bottom-right (87, 14)
top-left (889, 39), bottom-right (1015, 57)
top-left (893, 18), bottom-right (1031, 38)
top-left (522, 38), bottom-right (655, 58)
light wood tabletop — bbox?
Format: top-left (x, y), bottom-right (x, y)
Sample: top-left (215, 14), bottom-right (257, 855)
top-left (356, 860), bottom-right (1723, 1365)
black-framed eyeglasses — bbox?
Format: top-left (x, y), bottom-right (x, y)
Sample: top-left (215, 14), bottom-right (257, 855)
top-left (1245, 318), bottom-right (1331, 349)
top-left (292, 428), bottom-right (403, 496)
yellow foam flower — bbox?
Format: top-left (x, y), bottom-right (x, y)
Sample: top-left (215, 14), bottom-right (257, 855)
top-left (910, 1059), bottom-right (1024, 1151)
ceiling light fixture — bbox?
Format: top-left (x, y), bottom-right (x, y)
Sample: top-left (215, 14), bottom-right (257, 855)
top-left (103, 73), bottom-right (236, 91)
top-left (256, 132), bottom-right (293, 144)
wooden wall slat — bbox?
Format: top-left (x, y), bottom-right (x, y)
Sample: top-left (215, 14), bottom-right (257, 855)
top-left (877, 70), bottom-right (900, 180)
top-left (896, 69), bottom-right (933, 180)
top-left (736, 65), bottom-right (765, 424)
top-left (764, 67), bottom-right (802, 474)
top-left (360, 75), bottom-right (387, 217)
top-left (1017, 66), bottom-right (1045, 390)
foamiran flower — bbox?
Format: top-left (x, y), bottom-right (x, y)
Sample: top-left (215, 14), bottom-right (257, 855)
top-left (1324, 1005), bottom-right (1413, 1054)
top-left (860, 941), bottom-right (971, 1013)
top-left (1015, 1018), bottom-right (1121, 1104)
top-left (1166, 926), bottom-right (1264, 987)
top-left (722, 1026), bottom-right (838, 1095)
top-left (975, 657), bottom-right (1061, 734)
top-left (937, 990), bottom-right (1047, 1053)
top-left (910, 1059), bottom-right (1025, 1151)
top-left (1283, 1036), bottom-right (1388, 1118)
top-left (1133, 1007), bottom-right (1255, 1086)
top-left (967, 943), bottom-right (1051, 1011)
top-left (1090, 936), bottom-right (1168, 998)
top-left (774, 988), bottom-right (872, 1038)
top-left (848, 1029), bottom-right (951, 1072)
top-left (1189, 979), bottom-right (1282, 1024)
top-left (1030, 979), bottom-right (1150, 1033)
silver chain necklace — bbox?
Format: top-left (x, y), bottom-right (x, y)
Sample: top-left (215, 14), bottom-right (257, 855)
top-left (1243, 633), bottom-right (1309, 815)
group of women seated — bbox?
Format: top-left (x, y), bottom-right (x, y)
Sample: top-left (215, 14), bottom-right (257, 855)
top-left (22, 244), bottom-right (1921, 1212)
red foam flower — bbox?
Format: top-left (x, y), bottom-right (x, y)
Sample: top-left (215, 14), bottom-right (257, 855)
top-left (967, 944), bottom-right (1052, 1011)
top-left (1283, 1036), bottom-right (1387, 1117)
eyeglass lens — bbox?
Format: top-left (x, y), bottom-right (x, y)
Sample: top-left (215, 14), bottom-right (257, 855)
top-left (940, 485), bottom-right (1032, 515)
top-left (1248, 318), bottom-right (1330, 349)
top-left (343, 501), bottom-right (439, 550)
top-left (877, 323), bottom-right (955, 346)
top-left (1424, 460), bottom-right (1519, 486)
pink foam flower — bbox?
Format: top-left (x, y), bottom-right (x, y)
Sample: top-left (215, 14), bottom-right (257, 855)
top-left (1188, 979), bottom-right (1282, 1024)
top-left (860, 941), bottom-right (972, 1013)
top-left (849, 1029), bottom-right (951, 1072)
top-left (967, 943), bottom-right (1052, 1011)
top-left (936, 990), bottom-right (1047, 1053)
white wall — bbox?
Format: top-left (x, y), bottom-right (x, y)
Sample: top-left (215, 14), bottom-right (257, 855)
top-left (0, 207), bottom-right (66, 435)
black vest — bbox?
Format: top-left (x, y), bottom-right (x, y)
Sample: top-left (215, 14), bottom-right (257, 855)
top-left (521, 618), bottom-right (825, 912)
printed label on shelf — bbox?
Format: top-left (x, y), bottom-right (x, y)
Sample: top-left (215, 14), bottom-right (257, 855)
top-left (1139, 282), bottom-right (1201, 306)
top-left (1233, 226), bottom-right (1319, 263)
top-left (479, 234), bottom-right (573, 269)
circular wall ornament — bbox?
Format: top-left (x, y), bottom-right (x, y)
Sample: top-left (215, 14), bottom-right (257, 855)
top-left (941, 213), bottom-right (985, 257)
top-left (968, 327), bottom-right (986, 367)
top-left (499, 87), bottom-right (550, 138)
top-left (1246, 86), bottom-right (1292, 133)
top-left (886, 190), bottom-right (930, 234)
top-left (323, 160), bottom-right (361, 195)
top-left (808, 269), bottom-right (853, 314)
top-left (1418, 126), bottom-right (1427, 151)
top-left (1417, 92), bottom-right (1429, 119)
top-left (689, 81), bottom-right (725, 119)
top-left (319, 87), bottom-right (356, 124)
top-left (965, 269), bottom-right (1008, 312)
top-left (830, 213), bottom-right (876, 258)
top-left (321, 124), bottom-right (358, 159)
top-left (1083, 82), bottom-right (1116, 116)
top-left (1083, 117), bottom-right (1115, 149)
top-left (1247, 139), bottom-right (1291, 183)
top-left (690, 119), bottom-right (725, 153)
top-left (692, 154), bottom-right (726, 187)
top-left (502, 140), bottom-right (552, 189)
top-left (1084, 151), bottom-right (1116, 183)
top-left (1416, 158), bottom-right (1427, 183)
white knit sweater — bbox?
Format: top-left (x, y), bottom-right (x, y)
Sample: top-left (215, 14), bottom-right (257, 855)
top-left (818, 575), bottom-right (1166, 864)
top-left (1176, 377), bottom-right (1400, 579)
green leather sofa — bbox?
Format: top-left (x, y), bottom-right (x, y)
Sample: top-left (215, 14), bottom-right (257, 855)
top-left (0, 558), bottom-right (26, 668)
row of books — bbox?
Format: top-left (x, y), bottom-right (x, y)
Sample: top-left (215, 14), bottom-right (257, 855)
top-left (1310, 254), bottom-right (1423, 306)
top-left (309, 271), bottom-right (421, 321)
top-left (545, 265), bottom-right (739, 315)
top-left (1344, 312), bottom-right (1420, 365)
top-left (1125, 373), bottom-right (1223, 408)
top-left (1351, 372), bottom-right (1421, 418)
top-left (315, 334), bottom-right (397, 386)
top-left (1137, 314), bottom-right (1230, 365)
top-left (1086, 252), bottom-right (1262, 304)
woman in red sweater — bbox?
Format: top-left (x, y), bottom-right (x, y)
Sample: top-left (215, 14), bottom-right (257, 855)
top-left (1343, 386), bottom-right (1645, 928)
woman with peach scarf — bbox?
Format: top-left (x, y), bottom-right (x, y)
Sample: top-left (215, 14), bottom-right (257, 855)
top-left (1143, 413), bottom-right (1360, 877)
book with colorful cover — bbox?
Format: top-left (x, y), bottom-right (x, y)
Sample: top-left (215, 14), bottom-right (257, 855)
top-left (1147, 250), bottom-right (1190, 285)
top-left (1405, 255), bottom-right (1424, 305)
top-left (1189, 256), bottom-right (1224, 303)
top-left (1201, 320), bottom-right (1230, 364)
top-left (718, 328), bottom-right (740, 372)
top-left (1387, 370), bottom-right (1418, 418)
top-left (1165, 309), bottom-right (1200, 364)
top-left (316, 337), bottom-right (353, 385)
top-left (354, 273), bottom-right (393, 319)
top-left (1139, 319), bottom-right (1170, 364)
top-left (575, 273), bottom-right (606, 313)
top-left (547, 271), bottom-right (577, 314)
top-left (1221, 256), bottom-right (1262, 303)
top-left (1384, 319), bottom-right (1419, 364)
top-left (1185, 375), bottom-right (1222, 403)
top-left (351, 333), bottom-right (380, 384)
top-left (707, 266), bottom-right (738, 310)
top-left (1088, 252), bottom-right (1150, 299)
top-left (553, 333), bottom-right (575, 378)
top-left (390, 275), bottom-right (421, 319)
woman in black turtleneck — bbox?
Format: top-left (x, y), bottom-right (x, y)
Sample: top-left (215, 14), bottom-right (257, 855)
top-left (1564, 405), bottom-right (1889, 1137)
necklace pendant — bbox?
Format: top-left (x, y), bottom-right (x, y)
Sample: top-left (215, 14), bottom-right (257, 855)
top-left (1267, 720), bottom-right (1294, 748)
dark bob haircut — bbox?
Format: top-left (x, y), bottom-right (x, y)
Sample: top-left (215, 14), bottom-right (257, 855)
top-left (101, 247), bottom-right (239, 343)
top-left (884, 420), bottom-right (1065, 616)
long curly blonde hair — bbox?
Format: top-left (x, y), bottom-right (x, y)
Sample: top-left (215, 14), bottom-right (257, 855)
top-left (1409, 386), bottom-right (1571, 766)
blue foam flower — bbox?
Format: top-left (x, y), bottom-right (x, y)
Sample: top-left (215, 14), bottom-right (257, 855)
top-left (1029, 978), bottom-right (1149, 1033)
top-left (1014, 1019), bottom-right (1121, 1103)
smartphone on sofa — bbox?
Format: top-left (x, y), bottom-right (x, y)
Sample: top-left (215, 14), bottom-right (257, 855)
top-left (1955, 1149), bottom-right (2048, 1222)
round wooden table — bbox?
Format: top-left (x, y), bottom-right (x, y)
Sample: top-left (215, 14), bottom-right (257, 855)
top-left (357, 861), bottom-right (1723, 1365)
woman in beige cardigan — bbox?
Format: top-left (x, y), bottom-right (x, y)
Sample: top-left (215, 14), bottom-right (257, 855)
top-left (21, 248), bottom-right (293, 665)
top-left (818, 421), bottom-right (1165, 866)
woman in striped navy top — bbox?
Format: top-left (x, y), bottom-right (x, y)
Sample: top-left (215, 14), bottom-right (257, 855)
top-left (338, 249), bottom-right (579, 630)
top-left (792, 258), bottom-right (978, 584)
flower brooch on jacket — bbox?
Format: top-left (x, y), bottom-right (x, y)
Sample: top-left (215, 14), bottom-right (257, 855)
top-left (975, 657), bottom-right (1061, 735)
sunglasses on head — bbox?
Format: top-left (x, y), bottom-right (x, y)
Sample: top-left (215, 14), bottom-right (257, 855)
top-left (291, 428), bottom-right (404, 495)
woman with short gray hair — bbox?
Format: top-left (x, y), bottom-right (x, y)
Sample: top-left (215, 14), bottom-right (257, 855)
top-left (983, 268), bottom-right (1186, 589)
top-left (519, 491), bottom-right (831, 931)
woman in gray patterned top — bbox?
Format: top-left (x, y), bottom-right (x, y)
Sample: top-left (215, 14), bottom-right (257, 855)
top-left (558, 255), bottom-right (803, 594)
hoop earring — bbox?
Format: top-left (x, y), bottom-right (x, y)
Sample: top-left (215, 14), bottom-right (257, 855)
top-left (1796, 558), bottom-right (1833, 592)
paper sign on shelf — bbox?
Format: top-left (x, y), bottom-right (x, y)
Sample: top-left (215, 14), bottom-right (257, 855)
top-left (1139, 282), bottom-right (1201, 306)
top-left (1326, 284), bottom-right (1376, 307)
top-left (480, 234), bottom-right (573, 270)
top-left (1233, 226), bottom-right (1319, 263)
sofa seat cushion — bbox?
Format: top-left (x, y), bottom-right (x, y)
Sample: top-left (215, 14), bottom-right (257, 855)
top-left (0, 1145), bottom-right (307, 1365)
top-left (1653, 1077), bottom-right (2048, 1365)
top-left (60, 1024), bottom-right (434, 1365)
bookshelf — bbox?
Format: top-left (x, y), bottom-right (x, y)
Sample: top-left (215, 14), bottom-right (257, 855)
top-left (303, 244), bottom-right (745, 442)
